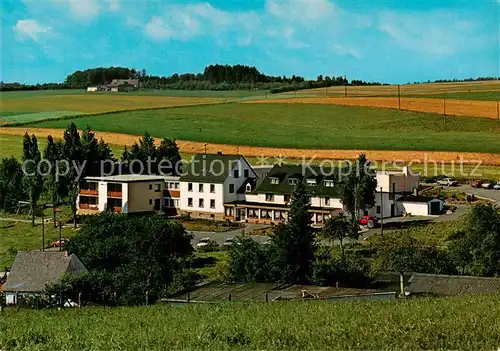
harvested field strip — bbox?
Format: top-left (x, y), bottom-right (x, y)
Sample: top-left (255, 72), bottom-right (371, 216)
top-left (245, 97), bottom-right (500, 119)
top-left (0, 94), bottom-right (224, 115)
top-left (2, 127), bottom-right (499, 166)
top-left (292, 80), bottom-right (500, 97)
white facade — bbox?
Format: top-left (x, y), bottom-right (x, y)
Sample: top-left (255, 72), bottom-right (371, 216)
top-left (179, 157), bottom-right (256, 216)
top-left (400, 199), bottom-right (444, 216)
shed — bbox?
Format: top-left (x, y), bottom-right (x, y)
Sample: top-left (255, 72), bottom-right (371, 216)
top-left (397, 195), bottom-right (443, 216)
top-left (2, 251), bottom-right (88, 305)
top-left (406, 273), bottom-right (500, 297)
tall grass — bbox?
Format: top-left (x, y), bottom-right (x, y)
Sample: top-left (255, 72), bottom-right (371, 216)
top-left (1, 294), bottom-right (499, 349)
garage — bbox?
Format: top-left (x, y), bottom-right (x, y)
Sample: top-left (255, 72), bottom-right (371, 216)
top-left (398, 196), bottom-right (444, 216)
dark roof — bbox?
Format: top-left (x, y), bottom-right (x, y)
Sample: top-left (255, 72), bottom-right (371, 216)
top-left (397, 195), bottom-right (440, 203)
top-left (107, 79), bottom-right (139, 87)
top-left (168, 282), bottom-right (390, 302)
top-left (180, 154), bottom-right (255, 183)
top-left (3, 251), bottom-right (88, 293)
top-left (253, 164), bottom-right (342, 197)
top-left (406, 273), bottom-right (500, 296)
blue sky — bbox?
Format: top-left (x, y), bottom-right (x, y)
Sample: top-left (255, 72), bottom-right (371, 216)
top-left (2, 0), bottom-right (499, 84)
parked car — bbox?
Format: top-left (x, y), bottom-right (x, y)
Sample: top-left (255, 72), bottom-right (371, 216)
top-left (481, 182), bottom-right (494, 189)
top-left (493, 182), bottom-right (500, 190)
top-left (358, 216), bottom-right (378, 228)
top-left (471, 181), bottom-right (483, 188)
top-left (437, 178), bottom-right (458, 186)
top-left (222, 237), bottom-right (236, 250)
top-left (195, 237), bottom-right (218, 251)
top-left (51, 238), bottom-right (70, 248)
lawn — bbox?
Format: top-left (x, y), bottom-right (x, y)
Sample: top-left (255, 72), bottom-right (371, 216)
top-left (1, 294), bottom-right (500, 349)
top-left (0, 221), bottom-right (77, 268)
top-left (27, 103), bottom-right (500, 153)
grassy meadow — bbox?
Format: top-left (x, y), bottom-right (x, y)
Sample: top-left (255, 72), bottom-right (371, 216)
top-left (1, 294), bottom-right (500, 350)
top-left (0, 220), bottom-right (77, 268)
top-left (26, 103), bottom-right (500, 153)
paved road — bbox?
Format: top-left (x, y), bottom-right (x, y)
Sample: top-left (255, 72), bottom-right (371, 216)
top-left (453, 185), bottom-right (500, 203)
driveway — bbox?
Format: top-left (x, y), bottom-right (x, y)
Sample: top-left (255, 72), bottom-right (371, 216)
top-left (190, 223), bottom-right (271, 246)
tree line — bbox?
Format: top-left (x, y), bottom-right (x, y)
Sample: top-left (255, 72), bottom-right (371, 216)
top-left (0, 124), bottom-right (181, 228)
top-left (1, 64), bottom-right (383, 91)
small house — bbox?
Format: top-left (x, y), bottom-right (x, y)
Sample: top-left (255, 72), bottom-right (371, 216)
top-left (406, 273), bottom-right (500, 297)
top-left (2, 251), bottom-right (88, 305)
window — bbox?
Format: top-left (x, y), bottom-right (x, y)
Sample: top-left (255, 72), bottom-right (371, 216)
top-left (265, 193), bottom-right (274, 202)
top-left (270, 177), bottom-right (279, 185)
top-left (233, 170), bottom-right (239, 178)
top-left (199, 184), bottom-right (204, 193)
top-left (210, 184), bottom-right (215, 193)
top-left (149, 199), bottom-right (153, 205)
top-left (246, 183), bottom-right (252, 193)
top-left (376, 206), bottom-right (381, 214)
top-left (284, 195), bottom-right (291, 203)
top-left (149, 184), bottom-right (152, 190)
top-left (154, 184), bottom-right (161, 192)
top-left (244, 169), bottom-right (249, 178)
top-left (229, 184), bottom-right (234, 193)
top-left (174, 199), bottom-right (180, 207)
top-left (306, 178), bottom-right (317, 186)
top-left (199, 199), bottom-right (204, 208)
top-left (325, 197), bottom-right (330, 206)
top-left (188, 198), bottom-right (193, 207)
top-left (188, 183), bottom-right (193, 192)
top-left (175, 182), bottom-right (180, 189)
top-left (324, 180), bottom-right (334, 187)
top-left (288, 178), bottom-right (298, 185)
top-left (210, 199), bottom-right (216, 209)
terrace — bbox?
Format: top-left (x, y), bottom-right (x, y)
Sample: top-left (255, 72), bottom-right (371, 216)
top-left (107, 183), bottom-right (122, 198)
top-left (79, 196), bottom-right (98, 211)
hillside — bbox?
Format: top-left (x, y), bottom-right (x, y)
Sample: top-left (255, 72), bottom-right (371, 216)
top-left (1, 294), bottom-right (499, 349)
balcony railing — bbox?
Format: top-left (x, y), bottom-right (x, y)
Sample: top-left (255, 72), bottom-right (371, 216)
top-left (79, 203), bottom-right (98, 210)
top-left (113, 207), bottom-right (122, 213)
top-left (80, 189), bottom-right (98, 196)
top-left (107, 191), bottom-right (122, 198)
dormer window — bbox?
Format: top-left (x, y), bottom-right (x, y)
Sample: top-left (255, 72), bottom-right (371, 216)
top-left (306, 178), bottom-right (317, 186)
top-left (288, 178), bottom-right (298, 185)
top-left (246, 183), bottom-right (252, 193)
top-left (270, 177), bottom-right (279, 185)
top-left (324, 180), bottom-right (334, 187)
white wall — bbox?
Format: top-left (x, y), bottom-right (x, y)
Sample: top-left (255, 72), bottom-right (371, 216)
top-left (122, 183), bottom-right (129, 213)
top-left (401, 202), bottom-right (429, 216)
top-left (98, 182), bottom-right (107, 211)
top-left (180, 182), bottom-right (224, 213)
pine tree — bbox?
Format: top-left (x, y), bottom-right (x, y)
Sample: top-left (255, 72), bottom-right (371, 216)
top-left (22, 133), bottom-right (43, 226)
top-left (269, 178), bottom-right (316, 284)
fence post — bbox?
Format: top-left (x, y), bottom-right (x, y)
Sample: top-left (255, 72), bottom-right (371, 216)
top-left (265, 294), bottom-right (268, 303)
top-left (228, 294), bottom-right (231, 302)
top-left (398, 84), bottom-right (401, 110)
top-left (145, 291), bottom-right (149, 306)
top-left (78, 292), bottom-right (82, 308)
top-left (187, 291), bottom-right (191, 303)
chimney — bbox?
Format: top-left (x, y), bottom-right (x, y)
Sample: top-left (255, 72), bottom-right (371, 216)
top-left (403, 166), bottom-right (409, 176)
top-left (413, 187), bottom-right (418, 196)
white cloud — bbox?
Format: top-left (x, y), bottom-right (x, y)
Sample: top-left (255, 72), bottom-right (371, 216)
top-left (378, 11), bottom-right (478, 56)
top-left (50, 0), bottom-right (101, 20)
top-left (14, 19), bottom-right (52, 42)
top-left (144, 16), bottom-right (172, 40)
top-left (265, 0), bottom-right (338, 24)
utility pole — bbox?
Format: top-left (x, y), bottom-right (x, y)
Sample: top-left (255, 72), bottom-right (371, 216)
top-left (443, 94), bottom-right (447, 129)
top-left (59, 221), bottom-right (62, 252)
top-left (344, 85), bottom-right (347, 98)
top-left (41, 210), bottom-right (45, 251)
top-left (397, 84), bottom-right (401, 110)
top-left (380, 187), bottom-right (384, 237)
top-left (204, 144), bottom-right (207, 155)
top-left (497, 100), bottom-right (499, 122)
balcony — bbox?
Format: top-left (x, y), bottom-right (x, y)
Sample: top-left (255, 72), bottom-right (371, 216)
top-left (107, 191), bottom-right (122, 198)
top-left (80, 189), bottom-right (98, 196)
top-left (113, 207), bottom-right (122, 213)
top-left (79, 203), bottom-right (98, 210)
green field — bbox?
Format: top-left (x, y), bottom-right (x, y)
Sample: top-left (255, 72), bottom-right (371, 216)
top-left (2, 294), bottom-right (500, 349)
top-left (0, 221), bottom-right (77, 268)
top-left (0, 135), bottom-right (122, 160)
top-left (27, 103), bottom-right (500, 153)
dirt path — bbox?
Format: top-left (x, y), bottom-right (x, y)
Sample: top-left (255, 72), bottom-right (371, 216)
top-left (244, 97), bottom-right (500, 119)
top-left (1, 127), bottom-right (499, 165)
